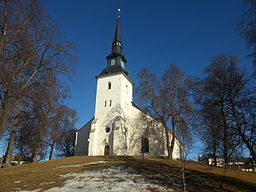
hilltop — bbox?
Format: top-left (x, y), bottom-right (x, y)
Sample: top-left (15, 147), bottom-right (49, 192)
top-left (0, 156), bottom-right (255, 192)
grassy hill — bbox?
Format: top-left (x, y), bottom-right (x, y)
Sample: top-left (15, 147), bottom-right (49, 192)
top-left (0, 156), bottom-right (255, 192)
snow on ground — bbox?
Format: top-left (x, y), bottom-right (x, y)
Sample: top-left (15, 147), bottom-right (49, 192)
top-left (19, 163), bottom-right (174, 192)
top-left (57, 160), bottom-right (108, 168)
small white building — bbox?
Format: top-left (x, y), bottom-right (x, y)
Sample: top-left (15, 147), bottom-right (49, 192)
top-left (74, 14), bottom-right (180, 158)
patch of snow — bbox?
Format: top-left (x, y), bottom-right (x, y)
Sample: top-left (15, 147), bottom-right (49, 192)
top-left (14, 181), bottom-right (21, 183)
top-left (19, 189), bottom-right (41, 192)
top-left (39, 182), bottom-right (55, 185)
top-left (57, 160), bottom-right (108, 168)
top-left (19, 165), bottom-right (176, 192)
top-left (21, 166), bottom-right (173, 192)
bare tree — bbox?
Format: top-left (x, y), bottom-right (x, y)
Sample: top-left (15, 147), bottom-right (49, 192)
top-left (240, 0), bottom-right (256, 74)
top-left (0, 0), bottom-right (76, 166)
top-left (199, 105), bottom-right (222, 166)
top-left (226, 66), bottom-right (256, 162)
top-left (198, 55), bottom-right (240, 167)
top-left (0, 0), bottom-right (76, 138)
top-left (47, 105), bottom-right (77, 160)
top-left (14, 77), bottom-right (77, 162)
top-left (177, 121), bottom-right (194, 192)
top-left (197, 55), bottom-right (256, 166)
top-left (57, 128), bottom-right (77, 158)
top-left (194, 77), bottom-right (224, 166)
top-left (136, 65), bottom-right (194, 159)
top-left (17, 90), bottom-right (53, 162)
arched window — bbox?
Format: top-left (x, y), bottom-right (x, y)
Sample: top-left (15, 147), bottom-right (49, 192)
top-left (141, 137), bottom-right (149, 153)
top-left (108, 82), bottom-right (111, 89)
top-left (104, 101), bottom-right (107, 107)
top-left (104, 145), bottom-right (110, 156)
top-left (109, 100), bottom-right (112, 106)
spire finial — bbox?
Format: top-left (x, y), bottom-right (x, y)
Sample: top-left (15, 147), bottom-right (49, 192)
top-left (117, 8), bottom-right (121, 18)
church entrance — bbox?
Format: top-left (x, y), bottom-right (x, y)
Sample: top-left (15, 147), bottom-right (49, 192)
top-left (104, 145), bottom-right (110, 156)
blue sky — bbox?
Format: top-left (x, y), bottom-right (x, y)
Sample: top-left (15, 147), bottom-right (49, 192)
top-left (0, 0), bottom-right (252, 159)
top-left (42, 0), bottom-right (251, 130)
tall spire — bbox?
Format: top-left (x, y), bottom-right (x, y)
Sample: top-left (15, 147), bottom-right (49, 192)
top-left (111, 8), bottom-right (123, 55)
top-left (100, 8), bottom-right (128, 77)
top-left (113, 9), bottom-right (121, 43)
top-left (106, 8), bottom-right (127, 63)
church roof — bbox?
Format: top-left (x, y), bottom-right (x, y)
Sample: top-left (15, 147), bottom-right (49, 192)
top-left (131, 102), bottom-right (178, 139)
top-left (131, 102), bottom-right (162, 123)
top-left (113, 16), bottom-right (121, 43)
top-left (77, 117), bottom-right (94, 131)
top-left (98, 64), bottom-right (129, 76)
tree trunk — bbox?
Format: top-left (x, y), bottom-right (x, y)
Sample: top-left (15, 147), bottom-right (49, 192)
top-left (212, 125), bottom-right (217, 166)
top-left (49, 141), bottom-right (55, 160)
top-left (164, 123), bottom-right (171, 159)
top-left (0, 100), bottom-right (10, 138)
top-left (223, 124), bottom-right (228, 168)
top-left (0, 113), bottom-right (8, 138)
top-left (0, 90), bottom-right (15, 138)
top-left (32, 148), bottom-right (39, 162)
top-left (213, 144), bottom-right (217, 167)
top-left (169, 118), bottom-right (176, 159)
top-left (2, 115), bottom-right (19, 166)
top-left (221, 104), bottom-right (228, 168)
top-left (181, 151), bottom-right (186, 192)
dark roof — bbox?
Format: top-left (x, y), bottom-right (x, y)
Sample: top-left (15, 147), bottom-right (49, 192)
top-left (98, 65), bottom-right (129, 77)
top-left (113, 16), bottom-right (121, 43)
top-left (77, 118), bottom-right (94, 131)
top-left (106, 52), bottom-right (127, 63)
top-left (131, 102), bottom-right (162, 124)
top-left (106, 14), bottom-right (127, 63)
top-left (131, 102), bottom-right (179, 141)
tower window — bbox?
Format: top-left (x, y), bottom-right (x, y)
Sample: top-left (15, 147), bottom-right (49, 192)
top-left (104, 101), bottom-right (107, 107)
top-left (108, 82), bottom-right (111, 89)
top-left (121, 60), bottom-right (124, 68)
top-left (109, 100), bottom-right (112, 106)
top-left (111, 59), bottom-right (115, 66)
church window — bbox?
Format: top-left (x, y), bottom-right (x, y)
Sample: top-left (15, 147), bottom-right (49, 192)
top-left (126, 85), bottom-right (128, 93)
top-left (121, 60), bottom-right (125, 68)
top-left (109, 100), bottom-right (112, 106)
top-left (141, 137), bottom-right (149, 153)
top-left (104, 101), bottom-right (107, 107)
top-left (108, 82), bottom-right (111, 89)
top-left (105, 127), bottom-right (110, 133)
top-left (116, 57), bottom-right (120, 65)
top-left (111, 59), bottom-right (115, 66)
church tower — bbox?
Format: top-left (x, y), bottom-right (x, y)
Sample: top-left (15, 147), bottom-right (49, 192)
top-left (88, 10), bottom-right (133, 156)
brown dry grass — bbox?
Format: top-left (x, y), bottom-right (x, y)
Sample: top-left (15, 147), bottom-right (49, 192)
top-left (0, 156), bottom-right (255, 192)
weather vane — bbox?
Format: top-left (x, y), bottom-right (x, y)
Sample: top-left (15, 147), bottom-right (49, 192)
top-left (117, 8), bottom-right (121, 18)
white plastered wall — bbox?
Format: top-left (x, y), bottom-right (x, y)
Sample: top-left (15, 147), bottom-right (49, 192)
top-left (86, 71), bottom-right (180, 158)
top-left (89, 72), bottom-right (133, 156)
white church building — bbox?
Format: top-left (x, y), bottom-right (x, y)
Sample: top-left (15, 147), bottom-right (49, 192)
top-left (74, 14), bottom-right (180, 158)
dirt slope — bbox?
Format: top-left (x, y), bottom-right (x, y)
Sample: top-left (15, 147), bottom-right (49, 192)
top-left (0, 156), bottom-right (255, 192)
